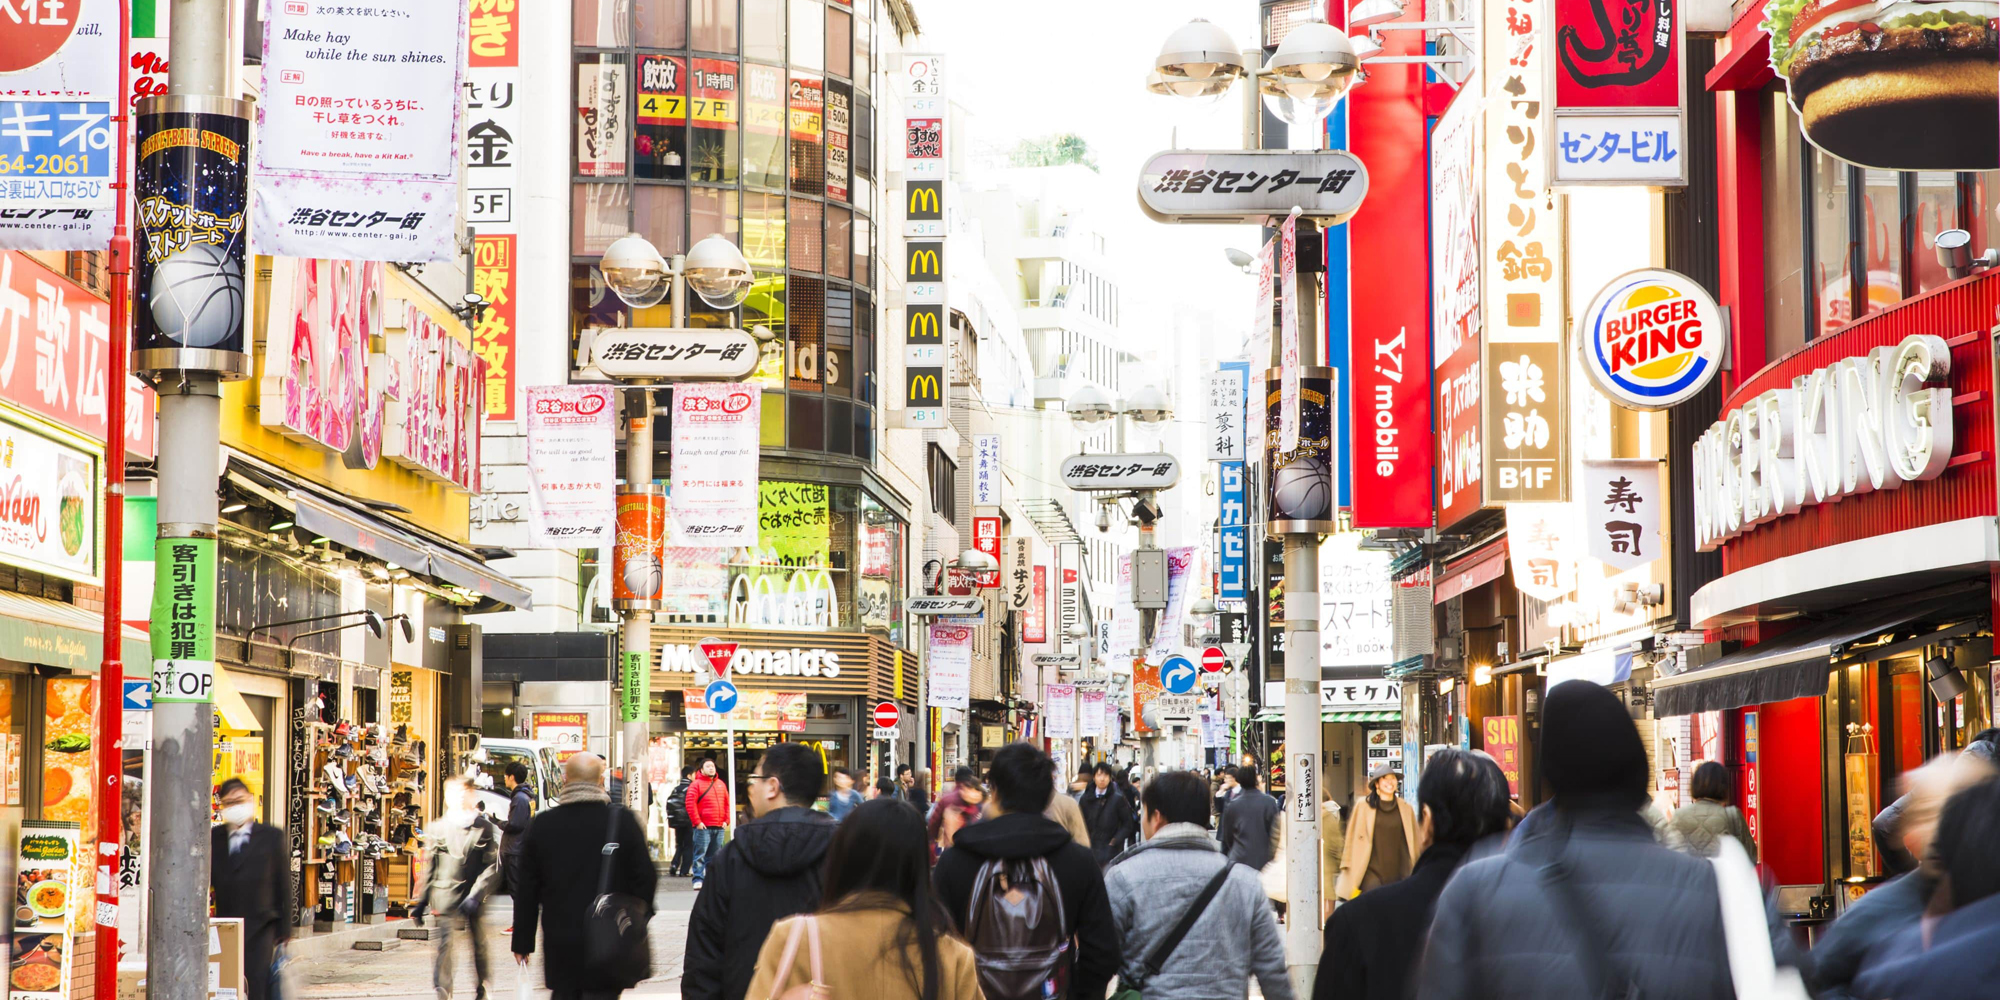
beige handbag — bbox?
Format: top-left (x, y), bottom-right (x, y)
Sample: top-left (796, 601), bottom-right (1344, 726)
top-left (767, 914), bottom-right (830, 1000)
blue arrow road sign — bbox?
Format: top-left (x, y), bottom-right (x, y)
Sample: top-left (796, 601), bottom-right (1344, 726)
top-left (1162, 655), bottom-right (1198, 695)
top-left (123, 679), bottom-right (153, 711)
top-left (705, 679), bottom-right (741, 715)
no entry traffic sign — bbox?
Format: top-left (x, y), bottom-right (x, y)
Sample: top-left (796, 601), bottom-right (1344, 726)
top-left (1202, 646), bottom-right (1227, 673)
top-left (872, 701), bottom-right (902, 730)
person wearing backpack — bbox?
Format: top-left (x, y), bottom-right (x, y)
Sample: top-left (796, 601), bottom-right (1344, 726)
top-left (665, 770), bottom-right (695, 877)
top-left (1105, 770), bottom-right (1291, 1000)
top-left (932, 741), bottom-right (1119, 1000)
top-left (1666, 761), bottom-right (1756, 859)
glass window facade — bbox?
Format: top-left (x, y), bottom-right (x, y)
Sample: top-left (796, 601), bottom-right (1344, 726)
top-left (573, 0), bottom-right (877, 459)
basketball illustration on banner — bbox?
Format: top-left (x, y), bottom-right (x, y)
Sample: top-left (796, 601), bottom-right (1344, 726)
top-left (1265, 367), bottom-right (1338, 533)
top-left (149, 243), bottom-right (246, 348)
top-left (131, 94), bottom-right (254, 377)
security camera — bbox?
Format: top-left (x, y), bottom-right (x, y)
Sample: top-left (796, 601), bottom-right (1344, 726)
top-left (1132, 497), bottom-right (1164, 525)
top-left (1096, 504), bottom-right (1113, 533)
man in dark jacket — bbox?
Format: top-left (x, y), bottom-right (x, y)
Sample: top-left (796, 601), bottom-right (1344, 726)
top-left (211, 778), bottom-right (292, 1000)
top-left (664, 771), bottom-right (695, 877)
top-left (682, 742), bottom-right (835, 1000)
top-left (1218, 765), bottom-right (1280, 871)
top-left (511, 753), bottom-right (657, 1000)
top-left (934, 742), bottom-right (1120, 1000)
top-left (1416, 681), bottom-right (1733, 1000)
top-left (499, 761), bottom-right (534, 895)
top-left (1079, 762), bottom-right (1137, 866)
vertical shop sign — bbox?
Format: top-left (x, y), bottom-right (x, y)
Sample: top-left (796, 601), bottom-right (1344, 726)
top-left (1278, 212), bottom-right (1302, 453)
top-left (1007, 537), bottom-right (1033, 613)
top-left (1482, 715), bottom-right (1522, 796)
top-left (1505, 503), bottom-right (1578, 601)
top-left (972, 433), bottom-right (1002, 506)
top-left (972, 517), bottom-right (1002, 588)
top-left (1319, 533), bottom-right (1393, 666)
top-left (1582, 458), bottom-right (1662, 570)
top-left (669, 382), bottom-right (761, 545)
top-left (1025, 566), bottom-right (1048, 644)
top-left (150, 537), bottom-right (215, 703)
top-left (131, 98), bottom-right (252, 376)
top-left (0, 0), bottom-right (117, 251)
top-left (927, 623), bottom-right (972, 710)
top-left (1550, 0), bottom-right (1686, 185)
top-left (901, 55), bottom-right (948, 428)
top-left (1432, 92), bottom-right (1484, 527)
top-left (259, 259), bottom-right (397, 469)
top-left (1483, 0), bottom-right (1567, 504)
top-left (1060, 566), bottom-right (1080, 653)
top-left (11, 822), bottom-right (80, 999)
top-left (468, 0), bottom-right (521, 417)
top-left (825, 85), bottom-right (851, 203)
top-left (620, 650), bottom-right (647, 724)
top-left (1208, 367), bottom-right (1246, 462)
top-left (525, 385), bottom-right (618, 546)
top-left (254, 0), bottom-right (468, 260)
top-left (1046, 683), bottom-right (1077, 739)
top-left (1218, 460), bottom-right (1248, 602)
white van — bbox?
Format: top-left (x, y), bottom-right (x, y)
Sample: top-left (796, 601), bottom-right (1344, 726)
top-left (467, 738), bottom-right (564, 825)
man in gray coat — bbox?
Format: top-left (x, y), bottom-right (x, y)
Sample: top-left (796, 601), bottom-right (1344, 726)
top-left (1217, 765), bottom-right (1281, 871)
top-left (1106, 770), bottom-right (1292, 1000)
top-left (423, 773), bottom-right (501, 1000)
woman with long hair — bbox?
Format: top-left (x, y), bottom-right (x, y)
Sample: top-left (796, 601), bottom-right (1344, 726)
top-left (745, 798), bottom-right (982, 1000)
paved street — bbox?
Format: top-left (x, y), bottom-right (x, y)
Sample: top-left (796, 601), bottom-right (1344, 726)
top-left (293, 878), bottom-right (698, 999)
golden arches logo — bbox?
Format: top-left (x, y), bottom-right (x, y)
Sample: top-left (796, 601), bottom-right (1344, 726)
top-left (909, 372), bottom-right (942, 401)
top-left (909, 247), bottom-right (941, 277)
top-left (908, 308), bottom-right (942, 341)
top-left (909, 184), bottom-right (941, 215)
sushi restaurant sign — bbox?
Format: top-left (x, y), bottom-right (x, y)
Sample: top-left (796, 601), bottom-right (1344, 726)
top-left (0, 416), bottom-right (97, 583)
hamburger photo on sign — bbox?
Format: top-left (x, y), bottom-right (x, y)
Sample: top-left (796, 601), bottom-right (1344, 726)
top-left (1764, 0), bottom-right (2000, 169)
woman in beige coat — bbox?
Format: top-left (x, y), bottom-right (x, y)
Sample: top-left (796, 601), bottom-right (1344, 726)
top-left (747, 798), bottom-right (984, 1000)
top-left (1334, 762), bottom-right (1421, 900)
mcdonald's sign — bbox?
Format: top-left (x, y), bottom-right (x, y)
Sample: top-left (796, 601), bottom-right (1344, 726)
top-left (907, 368), bottom-right (944, 403)
top-left (907, 181), bottom-right (943, 220)
top-left (906, 304), bottom-right (944, 345)
top-left (907, 241), bottom-right (943, 282)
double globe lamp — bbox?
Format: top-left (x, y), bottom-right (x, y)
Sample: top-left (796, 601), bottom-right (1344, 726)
top-left (1153, 15), bottom-right (1359, 126)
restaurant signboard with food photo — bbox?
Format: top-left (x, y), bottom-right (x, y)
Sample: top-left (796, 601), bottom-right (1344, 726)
top-left (1764, 0), bottom-right (2000, 168)
top-left (11, 822), bottom-right (78, 1000)
top-left (0, 417), bottom-right (98, 584)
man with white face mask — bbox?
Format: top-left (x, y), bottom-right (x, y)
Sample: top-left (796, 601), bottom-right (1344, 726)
top-left (210, 778), bottom-right (292, 1000)
top-left (422, 773), bottom-right (501, 1000)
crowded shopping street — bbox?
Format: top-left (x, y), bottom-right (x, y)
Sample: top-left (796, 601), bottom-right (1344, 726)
top-left (2, 0), bottom-right (1999, 997)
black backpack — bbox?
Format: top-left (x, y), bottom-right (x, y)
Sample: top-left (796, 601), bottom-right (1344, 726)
top-left (965, 855), bottom-right (1071, 1000)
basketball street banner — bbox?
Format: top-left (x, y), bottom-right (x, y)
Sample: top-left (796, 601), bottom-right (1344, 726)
top-left (132, 100), bottom-right (253, 377)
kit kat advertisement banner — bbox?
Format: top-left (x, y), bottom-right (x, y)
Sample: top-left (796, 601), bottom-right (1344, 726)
top-left (1045, 683), bottom-right (1077, 740)
top-left (927, 623), bottom-right (972, 710)
top-left (526, 386), bottom-right (618, 547)
top-left (670, 382), bottom-right (760, 545)
top-left (1551, 0), bottom-right (1687, 184)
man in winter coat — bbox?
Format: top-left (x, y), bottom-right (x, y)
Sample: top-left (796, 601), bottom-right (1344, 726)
top-left (1079, 762), bottom-right (1138, 866)
top-left (1415, 681), bottom-right (1733, 1000)
top-left (499, 762), bottom-right (534, 896)
top-left (665, 771), bottom-right (695, 876)
top-left (682, 743), bottom-right (835, 1000)
top-left (511, 753), bottom-right (657, 1000)
top-left (1218, 765), bottom-right (1281, 871)
top-left (933, 741), bottom-right (1121, 1000)
top-left (1106, 770), bottom-right (1291, 1000)
top-left (210, 779), bottom-right (291, 1000)
top-left (424, 774), bottom-right (501, 1000)
top-left (1333, 762), bottom-right (1421, 899)
top-left (684, 757), bottom-right (730, 888)
top-left (1849, 775), bottom-right (2000, 998)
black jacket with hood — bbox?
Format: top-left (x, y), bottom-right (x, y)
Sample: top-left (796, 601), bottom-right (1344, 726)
top-left (932, 809), bottom-right (1121, 1000)
top-left (682, 806), bottom-right (838, 1000)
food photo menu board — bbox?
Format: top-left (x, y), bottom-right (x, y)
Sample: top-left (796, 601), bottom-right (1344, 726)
top-left (11, 822), bottom-right (79, 999)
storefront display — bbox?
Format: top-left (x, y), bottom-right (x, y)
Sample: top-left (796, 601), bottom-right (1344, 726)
top-left (10, 822), bottom-right (79, 1000)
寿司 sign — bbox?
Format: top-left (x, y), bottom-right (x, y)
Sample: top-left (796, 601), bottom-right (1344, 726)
top-left (1578, 268), bottom-right (1725, 410)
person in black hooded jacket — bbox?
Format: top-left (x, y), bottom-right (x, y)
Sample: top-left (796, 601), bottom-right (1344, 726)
top-left (682, 742), bottom-right (837, 1000)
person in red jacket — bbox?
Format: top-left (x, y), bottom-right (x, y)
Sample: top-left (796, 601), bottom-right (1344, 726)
top-left (685, 757), bottom-right (732, 889)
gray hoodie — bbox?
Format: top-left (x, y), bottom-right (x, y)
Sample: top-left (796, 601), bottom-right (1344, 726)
top-left (1104, 823), bottom-right (1294, 1000)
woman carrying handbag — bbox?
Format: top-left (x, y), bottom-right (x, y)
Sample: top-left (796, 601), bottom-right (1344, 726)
top-left (747, 798), bottom-right (983, 1000)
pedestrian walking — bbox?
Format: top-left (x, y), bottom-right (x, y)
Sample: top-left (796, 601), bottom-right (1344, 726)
top-left (828, 767), bottom-right (864, 821)
top-left (1314, 749), bottom-right (1510, 1000)
top-left (1213, 769), bottom-right (1241, 822)
top-left (1217, 765), bottom-right (1280, 871)
top-left (1852, 774), bottom-right (2000, 998)
top-left (1415, 680), bottom-right (1734, 1000)
top-left (747, 798), bottom-right (984, 1000)
top-left (1319, 786), bottom-right (1345, 921)
top-left (933, 741), bottom-right (1119, 1000)
top-left (684, 757), bottom-right (731, 888)
top-left (1045, 782), bottom-right (1091, 847)
top-left (911, 768), bottom-right (934, 811)
top-left (499, 762), bottom-right (534, 895)
top-left (1666, 761), bottom-right (1756, 859)
top-left (1070, 763), bottom-right (1094, 797)
top-left (422, 774), bottom-right (501, 1000)
top-left (666, 770), bottom-right (695, 877)
top-left (1105, 770), bottom-right (1292, 1000)
top-left (683, 742), bottom-right (837, 1000)
top-left (1079, 762), bottom-right (1137, 866)
top-left (1333, 763), bottom-right (1419, 899)
top-left (210, 778), bottom-right (291, 1000)
top-left (511, 752), bottom-right (657, 1000)
top-left (927, 767), bottom-right (987, 851)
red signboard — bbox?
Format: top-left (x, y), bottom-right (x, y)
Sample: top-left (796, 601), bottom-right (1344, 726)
top-left (872, 701), bottom-right (900, 729)
top-left (0, 253), bottom-right (156, 457)
top-left (1482, 714), bottom-right (1522, 797)
top-left (1552, 0), bottom-right (1681, 110)
top-left (1024, 565), bottom-right (1047, 644)
top-left (1430, 92), bottom-right (1481, 529)
top-left (972, 516), bottom-right (1002, 588)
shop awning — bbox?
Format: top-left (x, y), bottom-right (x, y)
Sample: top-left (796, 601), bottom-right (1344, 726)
top-left (1434, 540), bottom-right (1507, 604)
top-left (0, 590), bottom-right (148, 672)
top-left (424, 546), bottom-right (535, 611)
top-left (1323, 710), bottom-right (1400, 722)
top-left (293, 495), bottom-right (533, 611)
top-left (1654, 590), bottom-right (1983, 716)
top-left (211, 666), bottom-right (262, 733)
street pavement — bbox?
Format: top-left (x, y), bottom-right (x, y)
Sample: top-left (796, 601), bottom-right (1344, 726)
top-left (292, 877), bottom-right (698, 999)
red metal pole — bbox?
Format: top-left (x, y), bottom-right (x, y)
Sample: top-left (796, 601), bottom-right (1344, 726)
top-left (97, 0), bottom-right (134, 990)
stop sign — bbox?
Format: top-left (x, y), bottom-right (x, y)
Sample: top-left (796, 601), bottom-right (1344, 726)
top-left (1201, 646), bottom-right (1227, 673)
top-left (872, 701), bottom-right (901, 729)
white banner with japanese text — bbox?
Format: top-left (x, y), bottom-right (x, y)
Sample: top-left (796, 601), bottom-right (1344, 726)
top-left (972, 433), bottom-right (1001, 506)
top-left (670, 382), bottom-right (760, 546)
top-left (1045, 682), bottom-right (1076, 740)
top-left (525, 385), bottom-right (617, 547)
top-left (927, 623), bottom-right (972, 710)
top-left (1319, 533), bottom-right (1393, 667)
top-left (1582, 459), bottom-right (1662, 571)
top-left (0, 0), bottom-right (118, 249)
top-left (1078, 686), bottom-right (1106, 739)
top-left (1505, 503), bottom-right (1579, 601)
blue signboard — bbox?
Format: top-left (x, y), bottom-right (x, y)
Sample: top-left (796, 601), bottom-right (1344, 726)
top-left (705, 679), bottom-right (740, 715)
top-left (1161, 655), bottom-right (1198, 695)
top-left (1218, 360), bottom-right (1249, 603)
top-left (123, 678), bottom-right (153, 711)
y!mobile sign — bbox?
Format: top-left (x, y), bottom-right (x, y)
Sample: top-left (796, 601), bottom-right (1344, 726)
top-left (670, 383), bottom-right (760, 545)
top-left (525, 386), bottom-right (617, 547)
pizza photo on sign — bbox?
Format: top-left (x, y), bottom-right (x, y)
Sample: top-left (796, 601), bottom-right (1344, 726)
top-left (1763, 0), bottom-right (1999, 169)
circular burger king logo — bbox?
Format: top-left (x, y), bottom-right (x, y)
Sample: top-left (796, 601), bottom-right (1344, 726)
top-left (1578, 268), bottom-right (1725, 411)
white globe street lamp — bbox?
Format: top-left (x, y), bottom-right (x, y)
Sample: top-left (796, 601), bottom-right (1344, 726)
top-left (683, 234), bottom-right (755, 309)
top-left (1153, 19), bottom-right (1248, 99)
top-left (1260, 19), bottom-right (1359, 126)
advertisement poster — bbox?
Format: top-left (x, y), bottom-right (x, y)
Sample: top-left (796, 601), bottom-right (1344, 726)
top-left (467, 0), bottom-right (522, 417)
top-left (972, 517), bottom-right (1002, 588)
top-left (1551, 0), bottom-right (1686, 184)
top-left (0, 418), bottom-right (96, 582)
top-left (0, 0), bottom-right (117, 251)
top-left (926, 624), bottom-right (972, 710)
top-left (11, 822), bottom-right (79, 999)
top-left (1132, 662), bottom-right (1163, 735)
top-left (1279, 212), bottom-right (1301, 453)
top-left (1110, 556), bottom-right (1139, 657)
top-left (611, 493), bottom-right (666, 603)
top-left (1265, 375), bottom-right (1337, 532)
top-left (40, 678), bottom-right (94, 831)
top-left (258, 259), bottom-right (398, 470)
top-left (532, 712), bottom-right (589, 762)
top-left (1319, 533), bottom-right (1392, 667)
top-left (1045, 683), bottom-right (1077, 740)
top-left (760, 482), bottom-right (833, 567)
top-left (577, 60), bottom-right (628, 178)
top-left (1431, 91), bottom-right (1483, 528)
top-left (1583, 458), bottom-right (1663, 571)
top-left (1024, 566), bottom-right (1047, 644)
top-left (1482, 715), bottom-right (1522, 797)
top-left (526, 385), bottom-right (618, 547)
top-left (254, 0), bottom-right (468, 260)
top-left (825, 85), bottom-right (851, 202)
top-left (132, 101), bottom-right (251, 374)
top-left (670, 383), bottom-right (760, 545)
top-left (683, 688), bottom-right (806, 732)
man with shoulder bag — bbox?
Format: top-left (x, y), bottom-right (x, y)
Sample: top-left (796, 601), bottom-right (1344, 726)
top-left (512, 753), bottom-right (658, 1000)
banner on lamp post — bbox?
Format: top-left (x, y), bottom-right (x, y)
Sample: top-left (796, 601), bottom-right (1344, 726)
top-left (670, 383), bottom-right (760, 546)
top-left (927, 623), bottom-right (971, 710)
top-left (131, 97), bottom-right (253, 378)
top-left (526, 386), bottom-right (618, 547)
top-left (1046, 683), bottom-right (1077, 740)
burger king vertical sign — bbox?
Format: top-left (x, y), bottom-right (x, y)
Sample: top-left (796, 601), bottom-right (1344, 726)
top-left (1548, 0), bottom-right (1688, 185)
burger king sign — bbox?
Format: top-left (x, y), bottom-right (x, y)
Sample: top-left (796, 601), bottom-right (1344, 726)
top-left (1578, 269), bottom-right (1726, 411)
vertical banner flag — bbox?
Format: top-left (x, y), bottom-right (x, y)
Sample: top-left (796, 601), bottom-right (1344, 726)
top-left (1551, 0), bottom-right (1686, 185)
top-left (132, 98), bottom-right (252, 377)
top-left (1207, 367), bottom-right (1246, 462)
top-left (901, 55), bottom-right (948, 428)
top-left (1247, 238), bottom-right (1276, 468)
top-left (927, 623), bottom-right (972, 710)
top-left (1059, 565), bottom-right (1080, 653)
top-left (611, 493), bottom-right (667, 604)
top-left (670, 383), bottom-right (761, 545)
top-left (1432, 88), bottom-right (1483, 528)
top-left (1505, 503), bottom-right (1579, 601)
top-left (971, 516), bottom-right (1002, 588)
top-left (1279, 210), bottom-right (1302, 453)
top-left (1025, 566), bottom-right (1048, 644)
top-left (525, 385), bottom-right (618, 546)
top-left (1583, 459), bottom-right (1663, 571)
top-left (1482, 0), bottom-right (1567, 503)
top-left (254, 1), bottom-right (469, 260)
top-left (467, 0), bottom-right (522, 418)
top-left (1078, 686), bottom-right (1106, 737)
top-left (0, 0), bottom-right (117, 250)
top-left (972, 433), bottom-right (1001, 505)
top-left (1046, 683), bottom-right (1077, 740)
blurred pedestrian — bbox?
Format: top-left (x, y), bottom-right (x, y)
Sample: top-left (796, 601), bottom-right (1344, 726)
top-left (1334, 763), bottom-right (1419, 900)
top-left (683, 743), bottom-right (836, 1000)
top-left (1045, 782), bottom-right (1091, 847)
top-left (911, 768), bottom-right (934, 811)
top-left (875, 776), bottom-right (900, 800)
top-left (1319, 785), bottom-right (1345, 921)
top-left (1315, 749), bottom-right (1509, 1000)
top-left (897, 764), bottom-right (918, 802)
top-left (927, 767), bottom-right (986, 849)
top-left (1214, 768), bottom-right (1241, 820)
top-left (1415, 681), bottom-right (1733, 1000)
top-left (665, 769), bottom-right (695, 877)
top-left (1218, 765), bottom-right (1280, 871)
top-left (1667, 761), bottom-right (1755, 859)
top-left (500, 762), bottom-right (535, 894)
top-left (1071, 763), bottom-right (1095, 796)
top-left (828, 767), bottom-right (864, 822)
top-left (1852, 774), bottom-right (2000, 997)
top-left (210, 778), bottom-right (290, 1000)
top-left (1080, 762), bottom-right (1138, 866)
top-left (511, 753), bottom-right (657, 1000)
top-left (747, 799), bottom-right (983, 1000)
top-left (684, 757), bottom-right (730, 889)
top-left (1106, 770), bottom-right (1291, 1000)
top-left (933, 742), bottom-right (1119, 1000)
top-left (423, 774), bottom-right (500, 1000)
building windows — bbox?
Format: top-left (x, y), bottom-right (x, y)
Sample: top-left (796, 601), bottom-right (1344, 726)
top-left (928, 444), bottom-right (958, 524)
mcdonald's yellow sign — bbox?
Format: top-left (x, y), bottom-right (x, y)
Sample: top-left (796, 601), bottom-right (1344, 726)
top-left (906, 305), bottom-right (943, 343)
top-left (908, 181), bottom-right (943, 219)
top-left (908, 242), bottom-right (943, 281)
top-left (908, 369), bottom-right (944, 403)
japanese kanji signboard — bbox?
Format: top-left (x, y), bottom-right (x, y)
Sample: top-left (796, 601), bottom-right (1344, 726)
top-left (1583, 458), bottom-right (1661, 571)
top-left (1138, 150), bottom-right (1370, 224)
top-left (1207, 367), bottom-right (1246, 462)
top-left (589, 327), bottom-right (760, 380)
top-left (1431, 90), bottom-right (1483, 528)
top-left (1216, 360), bottom-right (1250, 604)
top-left (1550, 0), bottom-right (1687, 185)
top-left (1059, 454), bottom-right (1182, 491)
top-left (1505, 502), bottom-right (1578, 601)
top-left (0, 252), bottom-right (155, 456)
top-left (0, 0), bottom-right (117, 250)
top-left (468, 0), bottom-right (520, 418)
top-left (973, 433), bottom-right (1002, 505)
top-left (1319, 533), bottom-right (1393, 667)
top-left (900, 55), bottom-right (948, 429)
top-left (1007, 536), bottom-right (1033, 613)
top-left (972, 517), bottom-right (1002, 589)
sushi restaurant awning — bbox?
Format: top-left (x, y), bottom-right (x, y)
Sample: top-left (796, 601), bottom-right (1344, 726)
top-left (0, 590), bottom-right (148, 672)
